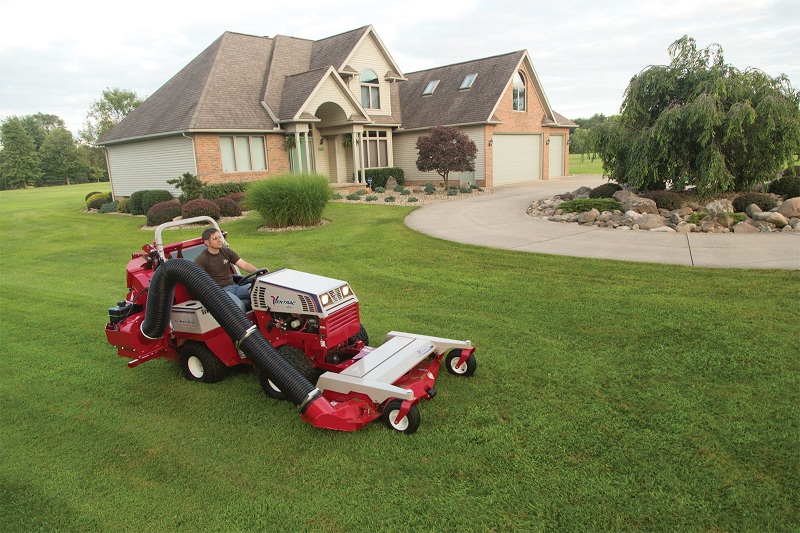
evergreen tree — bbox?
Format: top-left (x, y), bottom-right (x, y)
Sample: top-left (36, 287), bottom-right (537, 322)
top-left (0, 116), bottom-right (41, 189)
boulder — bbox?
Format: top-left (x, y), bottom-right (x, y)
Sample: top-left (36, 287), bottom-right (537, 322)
top-left (732, 221), bottom-right (759, 233)
top-left (701, 217), bottom-right (725, 233)
top-left (777, 197), bottom-right (800, 218)
top-left (650, 226), bottom-right (676, 232)
top-left (674, 222), bottom-right (693, 233)
top-left (612, 190), bottom-right (637, 203)
top-left (577, 208), bottom-right (600, 224)
top-left (712, 213), bottom-right (735, 228)
top-left (573, 186), bottom-right (593, 198)
top-left (705, 199), bottom-right (734, 214)
top-left (637, 213), bottom-right (666, 230)
top-left (745, 203), bottom-right (762, 217)
top-left (384, 176), bottom-right (398, 190)
top-left (751, 211), bottom-right (788, 228)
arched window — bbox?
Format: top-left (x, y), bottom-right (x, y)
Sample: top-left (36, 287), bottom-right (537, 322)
top-left (513, 71), bottom-right (526, 111)
top-left (360, 69), bottom-right (380, 109)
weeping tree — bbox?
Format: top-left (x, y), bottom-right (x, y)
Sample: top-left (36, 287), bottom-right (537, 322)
top-left (589, 36), bottom-right (800, 194)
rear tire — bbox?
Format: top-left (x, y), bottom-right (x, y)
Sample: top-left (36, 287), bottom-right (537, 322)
top-left (178, 342), bottom-right (228, 383)
top-left (349, 324), bottom-right (369, 346)
top-left (382, 399), bottom-right (421, 434)
top-left (258, 345), bottom-right (315, 399)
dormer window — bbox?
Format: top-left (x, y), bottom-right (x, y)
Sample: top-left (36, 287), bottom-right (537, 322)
top-left (360, 70), bottom-right (380, 109)
top-left (423, 80), bottom-right (440, 96)
top-left (460, 73), bottom-right (478, 89)
top-left (513, 71), bottom-right (526, 111)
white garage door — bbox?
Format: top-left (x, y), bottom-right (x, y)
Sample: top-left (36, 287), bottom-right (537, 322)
top-left (493, 134), bottom-right (541, 185)
top-left (549, 135), bottom-right (565, 177)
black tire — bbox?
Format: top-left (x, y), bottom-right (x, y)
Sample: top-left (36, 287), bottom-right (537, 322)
top-left (178, 342), bottom-right (228, 383)
top-left (382, 399), bottom-right (421, 434)
top-left (258, 344), bottom-right (315, 400)
top-left (444, 349), bottom-right (477, 377)
top-left (349, 324), bottom-right (369, 346)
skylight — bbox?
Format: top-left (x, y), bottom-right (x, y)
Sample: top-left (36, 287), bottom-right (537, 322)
top-left (423, 80), bottom-right (440, 95)
top-left (460, 73), bottom-right (478, 89)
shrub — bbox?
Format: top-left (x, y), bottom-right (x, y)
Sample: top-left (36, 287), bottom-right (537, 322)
top-left (557, 198), bottom-right (623, 213)
top-left (447, 189), bottom-right (458, 196)
top-left (384, 196), bottom-right (396, 202)
top-left (84, 191), bottom-right (102, 201)
top-left (213, 197), bottom-right (243, 217)
top-left (141, 190), bottom-right (174, 215)
top-left (393, 185), bottom-right (405, 192)
top-left (86, 192), bottom-right (108, 210)
top-left (202, 182), bottom-right (249, 200)
top-left (407, 197), bottom-right (419, 203)
top-left (129, 190), bottom-right (147, 215)
top-left (732, 192), bottom-right (778, 213)
top-left (589, 183), bottom-right (622, 198)
top-left (363, 167), bottom-right (405, 189)
top-left (346, 194), bottom-right (360, 200)
top-left (246, 173), bottom-right (331, 228)
top-left (768, 172), bottom-right (800, 198)
top-left (181, 198), bottom-right (220, 220)
top-left (167, 172), bottom-right (206, 203)
top-left (117, 198), bottom-right (130, 213)
top-left (424, 183), bottom-right (436, 195)
top-left (459, 186), bottom-right (472, 194)
top-left (227, 192), bottom-right (246, 204)
top-left (330, 193), bottom-right (343, 200)
top-left (640, 190), bottom-right (683, 211)
top-left (373, 187), bottom-right (386, 193)
top-left (147, 201), bottom-right (182, 226)
top-left (99, 200), bottom-right (120, 213)
top-left (400, 189), bottom-right (411, 195)
top-left (365, 195), bottom-right (379, 202)
top-left (356, 189), bottom-right (368, 196)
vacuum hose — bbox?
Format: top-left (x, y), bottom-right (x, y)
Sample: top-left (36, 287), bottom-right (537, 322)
top-left (140, 259), bottom-right (322, 411)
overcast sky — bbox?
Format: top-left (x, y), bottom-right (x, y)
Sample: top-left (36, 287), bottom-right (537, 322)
top-left (1, 0), bottom-right (798, 136)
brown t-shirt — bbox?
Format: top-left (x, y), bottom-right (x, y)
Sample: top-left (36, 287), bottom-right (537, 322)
top-left (195, 247), bottom-right (241, 287)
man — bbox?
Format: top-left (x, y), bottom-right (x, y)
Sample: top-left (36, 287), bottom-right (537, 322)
top-left (194, 228), bottom-right (260, 307)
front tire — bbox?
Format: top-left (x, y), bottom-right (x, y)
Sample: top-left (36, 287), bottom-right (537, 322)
top-left (445, 349), bottom-right (477, 377)
top-left (349, 324), bottom-right (369, 346)
top-left (382, 399), bottom-right (421, 434)
top-left (178, 342), bottom-right (227, 383)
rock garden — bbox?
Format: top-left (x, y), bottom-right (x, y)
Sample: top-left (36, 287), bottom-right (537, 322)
top-left (527, 170), bottom-right (800, 234)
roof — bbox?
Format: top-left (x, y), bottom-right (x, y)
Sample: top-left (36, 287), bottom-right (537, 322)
top-left (397, 51), bottom-right (526, 131)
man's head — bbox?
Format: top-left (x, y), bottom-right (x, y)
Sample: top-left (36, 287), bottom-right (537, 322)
top-left (201, 228), bottom-right (223, 252)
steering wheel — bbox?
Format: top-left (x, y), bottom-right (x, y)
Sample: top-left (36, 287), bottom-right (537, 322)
top-left (237, 268), bottom-right (269, 286)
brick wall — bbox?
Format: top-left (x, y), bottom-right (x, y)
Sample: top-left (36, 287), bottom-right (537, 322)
top-left (193, 132), bottom-right (291, 184)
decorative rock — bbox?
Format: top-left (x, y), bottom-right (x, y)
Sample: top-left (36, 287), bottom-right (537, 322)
top-left (549, 214), bottom-right (572, 223)
top-left (650, 226), bottom-right (676, 232)
top-left (751, 211), bottom-right (788, 228)
top-left (612, 190), bottom-right (637, 202)
top-left (705, 199), bottom-right (734, 214)
top-left (624, 197), bottom-right (659, 215)
top-left (617, 225), bottom-right (631, 230)
top-left (624, 210), bottom-right (643, 220)
top-left (573, 186), bottom-right (593, 197)
top-left (577, 209), bottom-right (600, 224)
top-left (712, 213), bottom-right (735, 228)
top-left (384, 176), bottom-right (398, 190)
top-left (637, 213), bottom-right (666, 230)
top-left (674, 222), bottom-right (693, 233)
top-left (701, 217), bottom-right (724, 233)
top-left (777, 197), bottom-right (800, 218)
top-left (745, 203), bottom-right (763, 217)
top-left (732, 221), bottom-right (759, 233)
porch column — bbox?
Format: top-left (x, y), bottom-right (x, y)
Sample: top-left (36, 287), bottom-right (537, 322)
top-left (358, 132), bottom-right (366, 184)
top-left (293, 131), bottom-right (301, 173)
top-left (304, 131), bottom-right (312, 173)
top-left (351, 133), bottom-right (360, 183)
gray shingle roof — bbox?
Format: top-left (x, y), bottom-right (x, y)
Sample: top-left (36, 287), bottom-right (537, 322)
top-left (310, 26), bottom-right (370, 71)
top-left (397, 51), bottom-right (525, 131)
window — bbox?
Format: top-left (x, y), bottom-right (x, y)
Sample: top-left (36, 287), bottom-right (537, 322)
top-left (423, 80), bottom-right (440, 95)
top-left (361, 130), bottom-right (388, 168)
top-left (360, 70), bottom-right (380, 109)
top-left (220, 136), bottom-right (267, 172)
top-left (460, 73), bottom-right (478, 89)
top-left (513, 71), bottom-right (526, 111)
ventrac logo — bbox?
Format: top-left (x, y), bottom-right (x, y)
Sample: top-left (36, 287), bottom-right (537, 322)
top-left (270, 295), bottom-right (297, 306)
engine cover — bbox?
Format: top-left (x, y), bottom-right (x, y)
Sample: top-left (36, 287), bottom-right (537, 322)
top-left (251, 269), bottom-right (358, 318)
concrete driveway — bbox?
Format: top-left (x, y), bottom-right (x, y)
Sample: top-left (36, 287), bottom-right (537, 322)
top-left (405, 175), bottom-right (800, 269)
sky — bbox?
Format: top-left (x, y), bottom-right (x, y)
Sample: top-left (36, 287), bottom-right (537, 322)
top-left (1, 0), bottom-right (798, 136)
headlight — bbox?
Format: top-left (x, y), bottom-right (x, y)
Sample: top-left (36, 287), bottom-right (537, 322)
top-left (320, 294), bottom-right (330, 306)
top-left (342, 285), bottom-right (351, 296)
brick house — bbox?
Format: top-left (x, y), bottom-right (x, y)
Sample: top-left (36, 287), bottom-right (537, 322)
top-left (99, 25), bottom-right (576, 197)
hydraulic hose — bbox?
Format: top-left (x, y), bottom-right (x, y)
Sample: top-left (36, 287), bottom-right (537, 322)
top-left (140, 259), bottom-right (322, 410)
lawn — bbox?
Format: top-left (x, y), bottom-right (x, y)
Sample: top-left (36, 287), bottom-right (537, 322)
top-left (569, 153), bottom-right (604, 175)
top-left (1, 184), bottom-right (798, 532)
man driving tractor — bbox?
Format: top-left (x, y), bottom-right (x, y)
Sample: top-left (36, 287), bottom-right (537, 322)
top-left (194, 228), bottom-right (260, 307)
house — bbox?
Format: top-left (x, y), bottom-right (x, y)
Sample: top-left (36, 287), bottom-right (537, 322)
top-left (99, 25), bottom-right (576, 197)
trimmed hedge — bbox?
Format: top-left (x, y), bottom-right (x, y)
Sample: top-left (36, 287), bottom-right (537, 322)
top-left (732, 192), bottom-right (778, 213)
top-left (86, 192), bottom-right (109, 210)
top-left (363, 168), bottom-right (405, 189)
top-left (146, 201), bottom-right (182, 226)
top-left (129, 189), bottom-right (174, 215)
top-left (182, 198), bottom-right (220, 220)
top-left (639, 190), bottom-right (683, 211)
top-left (768, 171), bottom-right (800, 198)
top-left (99, 200), bottom-right (120, 214)
top-left (202, 182), bottom-right (249, 200)
top-left (589, 183), bottom-right (622, 199)
top-left (213, 197), bottom-right (243, 217)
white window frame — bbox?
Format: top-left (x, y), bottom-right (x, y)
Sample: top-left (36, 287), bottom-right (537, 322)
top-left (360, 70), bottom-right (381, 109)
top-left (513, 71), bottom-right (526, 112)
top-left (361, 130), bottom-right (389, 169)
top-left (220, 135), bottom-right (267, 173)
top-left (423, 80), bottom-right (440, 95)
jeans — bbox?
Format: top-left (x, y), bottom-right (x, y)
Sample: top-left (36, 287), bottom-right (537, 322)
top-left (224, 283), bottom-right (251, 312)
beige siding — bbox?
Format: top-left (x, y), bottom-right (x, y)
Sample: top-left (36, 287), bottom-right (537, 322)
top-left (107, 136), bottom-right (196, 197)
top-left (393, 127), bottom-right (485, 184)
top-left (308, 76), bottom-right (360, 123)
top-left (347, 34), bottom-right (392, 116)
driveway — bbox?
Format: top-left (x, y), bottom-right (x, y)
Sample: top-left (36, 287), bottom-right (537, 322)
top-left (405, 175), bottom-right (800, 269)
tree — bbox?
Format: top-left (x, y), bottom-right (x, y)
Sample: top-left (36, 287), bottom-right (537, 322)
top-left (416, 126), bottom-right (478, 189)
top-left (39, 127), bottom-right (86, 186)
top-left (80, 87), bottom-right (143, 144)
top-left (0, 116), bottom-right (41, 189)
top-left (588, 36), bottom-right (800, 194)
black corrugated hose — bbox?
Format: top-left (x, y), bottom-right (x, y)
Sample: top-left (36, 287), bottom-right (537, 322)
top-left (140, 258), bottom-right (321, 409)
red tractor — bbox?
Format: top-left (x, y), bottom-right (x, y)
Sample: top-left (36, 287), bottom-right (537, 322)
top-left (105, 217), bottom-right (476, 433)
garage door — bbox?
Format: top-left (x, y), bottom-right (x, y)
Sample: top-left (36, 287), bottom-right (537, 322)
top-left (548, 135), bottom-right (565, 177)
top-left (492, 134), bottom-right (541, 185)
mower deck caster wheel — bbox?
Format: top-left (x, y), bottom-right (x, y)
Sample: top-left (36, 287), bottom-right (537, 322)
top-left (445, 350), bottom-right (477, 377)
top-left (382, 399), bottom-right (420, 434)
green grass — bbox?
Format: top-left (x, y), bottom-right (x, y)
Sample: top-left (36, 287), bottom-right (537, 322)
top-left (2, 184), bottom-right (799, 531)
top-left (569, 153), bottom-right (604, 174)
